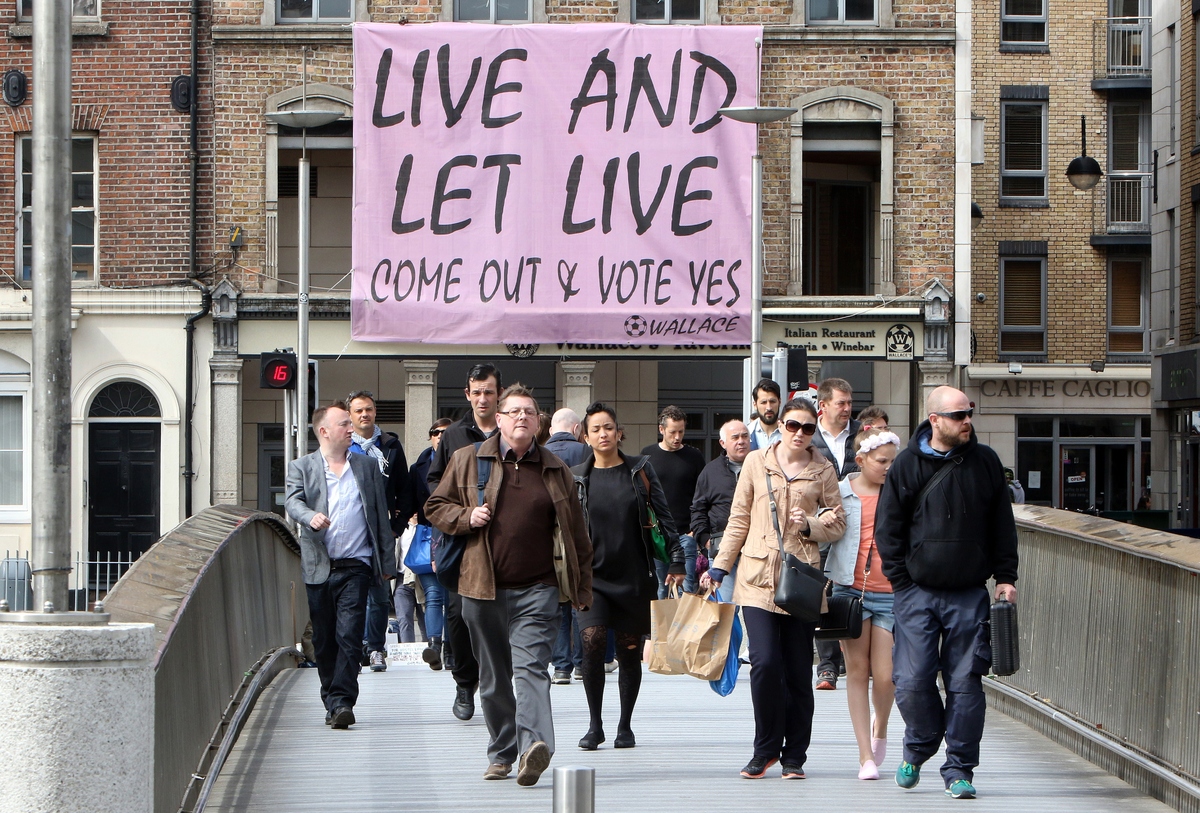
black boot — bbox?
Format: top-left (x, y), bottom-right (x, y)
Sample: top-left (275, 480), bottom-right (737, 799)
top-left (423, 636), bottom-right (443, 671)
top-left (442, 638), bottom-right (457, 672)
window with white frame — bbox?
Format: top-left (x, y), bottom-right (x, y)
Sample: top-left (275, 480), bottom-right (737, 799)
top-left (455, 0), bottom-right (530, 22)
top-left (1000, 101), bottom-right (1047, 200)
top-left (1000, 256), bottom-right (1046, 355)
top-left (1108, 257), bottom-right (1147, 354)
top-left (807, 0), bottom-right (875, 24)
top-left (277, 0), bottom-right (352, 23)
top-left (0, 391), bottom-right (28, 518)
top-left (18, 0), bottom-right (98, 20)
top-left (1000, 0), bottom-right (1046, 45)
top-left (18, 135), bottom-right (96, 283)
top-left (633, 0), bottom-right (702, 24)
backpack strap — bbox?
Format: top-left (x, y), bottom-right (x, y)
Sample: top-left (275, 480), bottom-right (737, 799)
top-left (474, 441), bottom-right (491, 506)
top-left (915, 456), bottom-right (961, 509)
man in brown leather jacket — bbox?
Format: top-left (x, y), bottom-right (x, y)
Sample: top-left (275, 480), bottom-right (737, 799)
top-left (426, 383), bottom-right (593, 788)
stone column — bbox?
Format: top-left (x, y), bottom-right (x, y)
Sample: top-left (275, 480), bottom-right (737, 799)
top-left (560, 361), bottom-right (596, 418)
top-left (404, 360), bottom-right (439, 458)
top-left (917, 360), bottom-right (955, 414)
top-left (210, 357), bottom-right (243, 505)
top-left (0, 620), bottom-right (155, 813)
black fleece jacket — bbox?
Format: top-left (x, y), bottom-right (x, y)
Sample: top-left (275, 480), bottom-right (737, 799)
top-left (875, 421), bottom-right (1019, 592)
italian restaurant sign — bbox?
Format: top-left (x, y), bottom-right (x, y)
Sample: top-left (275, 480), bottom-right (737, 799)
top-left (351, 23), bottom-right (760, 344)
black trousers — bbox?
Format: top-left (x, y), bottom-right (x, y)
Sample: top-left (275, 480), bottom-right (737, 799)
top-left (307, 562), bottom-right (371, 711)
top-left (444, 587), bottom-right (480, 690)
top-left (743, 605), bottom-right (816, 765)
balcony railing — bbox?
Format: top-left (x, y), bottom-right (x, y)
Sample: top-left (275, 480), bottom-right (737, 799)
top-left (1095, 17), bottom-right (1151, 79)
top-left (1106, 171), bottom-right (1151, 233)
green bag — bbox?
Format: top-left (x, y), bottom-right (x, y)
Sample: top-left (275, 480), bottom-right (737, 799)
top-left (638, 469), bottom-right (672, 564)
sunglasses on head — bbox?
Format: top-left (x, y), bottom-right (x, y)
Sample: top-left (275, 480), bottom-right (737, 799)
top-left (783, 419), bottom-right (818, 436)
top-left (934, 408), bottom-right (974, 421)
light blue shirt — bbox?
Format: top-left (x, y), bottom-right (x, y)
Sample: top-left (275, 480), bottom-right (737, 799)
top-left (749, 418), bottom-right (781, 451)
top-left (323, 453), bottom-right (373, 565)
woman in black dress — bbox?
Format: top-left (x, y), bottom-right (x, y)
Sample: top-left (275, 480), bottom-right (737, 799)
top-left (571, 402), bottom-right (685, 750)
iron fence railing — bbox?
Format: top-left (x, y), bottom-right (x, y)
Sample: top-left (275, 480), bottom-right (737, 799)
top-left (0, 549), bottom-right (140, 611)
top-left (1095, 17), bottom-right (1151, 79)
top-left (1106, 171), bottom-right (1151, 233)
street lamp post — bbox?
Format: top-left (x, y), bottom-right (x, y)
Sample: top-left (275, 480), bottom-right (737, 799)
top-left (717, 104), bottom-right (797, 375)
top-left (1066, 115), bottom-right (1103, 192)
top-left (265, 49), bottom-right (342, 463)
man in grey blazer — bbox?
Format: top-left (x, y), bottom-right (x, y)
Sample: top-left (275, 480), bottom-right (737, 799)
top-left (286, 401), bottom-right (397, 729)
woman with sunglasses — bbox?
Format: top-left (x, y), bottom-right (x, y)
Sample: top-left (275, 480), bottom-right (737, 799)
top-left (701, 398), bottom-right (845, 780)
top-left (825, 427), bottom-right (902, 780)
top-left (571, 402), bottom-right (685, 751)
top-left (410, 418), bottom-right (453, 670)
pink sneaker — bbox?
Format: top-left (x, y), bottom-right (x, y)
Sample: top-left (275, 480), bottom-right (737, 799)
top-left (872, 737), bottom-right (887, 766)
top-left (858, 759), bottom-right (880, 780)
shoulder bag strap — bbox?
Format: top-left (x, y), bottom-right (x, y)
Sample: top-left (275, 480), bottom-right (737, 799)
top-left (765, 467), bottom-right (821, 571)
top-left (915, 456), bottom-right (961, 510)
top-left (637, 468), bottom-right (655, 526)
top-left (474, 442), bottom-right (490, 506)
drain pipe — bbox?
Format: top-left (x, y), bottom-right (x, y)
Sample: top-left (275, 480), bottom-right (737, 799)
top-left (181, 0), bottom-right (206, 518)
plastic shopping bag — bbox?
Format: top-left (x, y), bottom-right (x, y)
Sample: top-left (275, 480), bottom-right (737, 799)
top-left (709, 606), bottom-right (743, 696)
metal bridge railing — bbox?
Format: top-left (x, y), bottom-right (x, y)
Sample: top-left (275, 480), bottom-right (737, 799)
top-left (1, 548), bottom-right (140, 611)
top-left (995, 506), bottom-right (1200, 813)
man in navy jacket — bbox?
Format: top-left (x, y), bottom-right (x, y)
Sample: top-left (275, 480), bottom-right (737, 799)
top-left (875, 386), bottom-right (1019, 801)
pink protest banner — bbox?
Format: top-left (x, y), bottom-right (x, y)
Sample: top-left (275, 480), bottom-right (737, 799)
top-left (352, 22), bottom-right (760, 345)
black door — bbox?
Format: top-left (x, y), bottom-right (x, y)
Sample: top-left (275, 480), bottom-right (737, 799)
top-left (88, 422), bottom-right (160, 560)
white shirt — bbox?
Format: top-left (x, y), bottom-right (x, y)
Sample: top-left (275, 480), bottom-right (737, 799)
top-left (323, 454), bottom-right (374, 565)
top-left (819, 421), bottom-right (851, 470)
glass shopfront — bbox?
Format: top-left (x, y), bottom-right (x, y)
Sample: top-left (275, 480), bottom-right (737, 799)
top-left (1017, 415), bottom-right (1150, 511)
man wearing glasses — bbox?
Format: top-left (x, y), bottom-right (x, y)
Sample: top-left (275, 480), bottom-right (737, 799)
top-left (875, 386), bottom-right (1019, 801)
top-left (427, 363), bottom-right (503, 722)
top-left (346, 389), bottom-right (412, 673)
top-left (426, 384), bottom-right (593, 787)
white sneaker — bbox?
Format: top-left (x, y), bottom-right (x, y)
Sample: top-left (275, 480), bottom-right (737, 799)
top-left (369, 650), bottom-right (387, 672)
top-left (604, 660), bottom-right (618, 673)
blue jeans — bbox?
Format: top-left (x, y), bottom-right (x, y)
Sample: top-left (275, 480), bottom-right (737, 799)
top-left (892, 584), bottom-right (992, 786)
top-left (307, 563), bottom-right (371, 710)
top-left (551, 603), bottom-right (579, 671)
top-left (655, 534), bottom-right (699, 597)
top-left (417, 571), bottom-right (445, 639)
top-left (364, 579), bottom-right (393, 653)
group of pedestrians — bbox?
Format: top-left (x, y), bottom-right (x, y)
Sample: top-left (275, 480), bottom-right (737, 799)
top-left (284, 363), bottom-right (1019, 799)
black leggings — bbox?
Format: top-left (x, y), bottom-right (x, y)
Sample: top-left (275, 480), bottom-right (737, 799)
top-left (580, 625), bottom-right (643, 734)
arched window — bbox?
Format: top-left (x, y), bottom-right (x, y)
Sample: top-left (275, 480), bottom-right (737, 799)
top-left (88, 382), bottom-right (160, 418)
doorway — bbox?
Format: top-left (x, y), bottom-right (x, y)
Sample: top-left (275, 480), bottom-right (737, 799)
top-left (86, 382), bottom-right (161, 588)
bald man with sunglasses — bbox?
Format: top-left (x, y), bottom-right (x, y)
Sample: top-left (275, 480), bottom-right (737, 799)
top-left (875, 386), bottom-right (1019, 801)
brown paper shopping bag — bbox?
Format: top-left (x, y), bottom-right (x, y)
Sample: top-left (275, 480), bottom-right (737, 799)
top-left (666, 589), bottom-right (736, 680)
top-left (648, 587), bottom-right (686, 675)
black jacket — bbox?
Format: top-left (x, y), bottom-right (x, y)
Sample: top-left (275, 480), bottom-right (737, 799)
top-left (351, 431), bottom-right (411, 537)
top-left (427, 411), bottom-right (494, 492)
top-left (875, 421), bottom-right (1020, 592)
top-left (544, 432), bottom-right (589, 467)
top-left (690, 454), bottom-right (739, 549)
top-left (410, 446), bottom-right (435, 526)
top-left (811, 418), bottom-right (862, 479)
top-left (572, 452), bottom-right (685, 580)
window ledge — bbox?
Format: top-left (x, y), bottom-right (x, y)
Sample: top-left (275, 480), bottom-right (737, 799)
top-left (212, 23), bottom-right (352, 42)
top-left (0, 510), bottom-right (31, 524)
top-left (764, 26), bottom-right (955, 46)
top-left (8, 20), bottom-right (108, 37)
top-left (998, 354), bottom-right (1048, 363)
top-left (999, 43), bottom-right (1049, 53)
top-left (999, 198), bottom-right (1050, 209)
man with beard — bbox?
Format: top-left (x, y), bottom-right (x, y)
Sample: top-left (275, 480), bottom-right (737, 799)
top-left (875, 386), bottom-right (1019, 801)
top-left (747, 379), bottom-right (782, 451)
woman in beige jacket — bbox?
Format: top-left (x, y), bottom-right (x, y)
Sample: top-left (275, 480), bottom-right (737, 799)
top-left (701, 398), bottom-right (845, 780)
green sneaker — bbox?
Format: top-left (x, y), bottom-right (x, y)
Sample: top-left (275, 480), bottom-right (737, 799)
top-left (946, 779), bottom-right (976, 799)
top-left (895, 761), bottom-right (921, 789)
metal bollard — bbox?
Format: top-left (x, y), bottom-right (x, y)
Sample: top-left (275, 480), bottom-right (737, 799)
top-left (552, 765), bottom-right (595, 813)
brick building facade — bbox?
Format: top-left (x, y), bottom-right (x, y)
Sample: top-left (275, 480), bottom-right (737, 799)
top-left (967, 0), bottom-right (1154, 514)
top-left (206, 0), bottom-right (967, 519)
top-left (0, 0), bottom-right (217, 576)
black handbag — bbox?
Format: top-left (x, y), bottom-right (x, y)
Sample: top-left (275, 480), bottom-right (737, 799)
top-left (815, 593), bottom-right (863, 640)
top-left (765, 470), bottom-right (826, 623)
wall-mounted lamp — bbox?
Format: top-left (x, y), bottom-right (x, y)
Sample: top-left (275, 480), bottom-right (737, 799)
top-left (1066, 115), bottom-right (1103, 191)
top-left (970, 201), bottom-right (984, 230)
top-left (1090, 360), bottom-right (1106, 373)
top-left (1008, 361), bottom-right (1023, 375)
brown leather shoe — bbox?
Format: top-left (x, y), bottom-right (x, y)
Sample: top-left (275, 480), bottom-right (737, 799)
top-left (483, 763), bottom-right (511, 780)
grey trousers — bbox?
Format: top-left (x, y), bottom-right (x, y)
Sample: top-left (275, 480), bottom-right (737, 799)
top-left (462, 582), bottom-right (559, 766)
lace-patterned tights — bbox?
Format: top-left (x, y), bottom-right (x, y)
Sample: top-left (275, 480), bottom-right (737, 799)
top-left (580, 624), bottom-right (643, 736)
